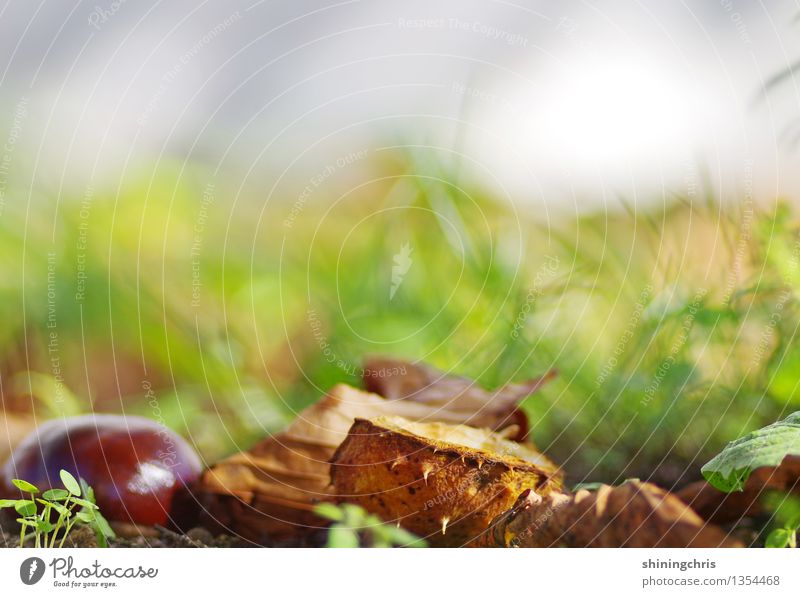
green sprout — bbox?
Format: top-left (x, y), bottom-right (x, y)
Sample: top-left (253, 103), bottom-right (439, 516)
top-left (763, 492), bottom-right (800, 549)
top-left (314, 503), bottom-right (426, 548)
top-left (0, 470), bottom-right (115, 548)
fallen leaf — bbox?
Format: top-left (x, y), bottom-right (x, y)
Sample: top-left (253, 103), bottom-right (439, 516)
top-left (484, 481), bottom-right (741, 548)
top-left (678, 456), bottom-right (800, 524)
top-left (363, 356), bottom-right (555, 441)
top-left (193, 368), bottom-right (552, 544)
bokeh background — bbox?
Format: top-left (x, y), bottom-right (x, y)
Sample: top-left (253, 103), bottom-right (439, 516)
top-left (2, 0), bottom-right (800, 489)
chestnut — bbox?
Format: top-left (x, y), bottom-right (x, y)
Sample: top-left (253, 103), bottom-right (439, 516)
top-left (1, 414), bottom-right (202, 526)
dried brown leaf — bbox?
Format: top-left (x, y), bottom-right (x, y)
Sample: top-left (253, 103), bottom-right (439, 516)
top-left (193, 366), bottom-right (552, 544)
top-left (677, 455), bottom-right (800, 524)
top-left (485, 481), bottom-right (741, 548)
top-left (363, 357), bottom-right (554, 440)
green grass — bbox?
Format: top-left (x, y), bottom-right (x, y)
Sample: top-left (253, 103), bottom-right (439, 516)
top-left (1, 157), bottom-right (798, 489)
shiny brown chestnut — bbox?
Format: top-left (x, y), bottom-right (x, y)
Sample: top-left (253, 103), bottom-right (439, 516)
top-left (1, 414), bottom-right (202, 526)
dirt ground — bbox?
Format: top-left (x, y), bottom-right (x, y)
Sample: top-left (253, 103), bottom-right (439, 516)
top-left (0, 522), bottom-right (250, 548)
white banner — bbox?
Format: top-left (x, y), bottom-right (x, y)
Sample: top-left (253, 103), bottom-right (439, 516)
top-left (0, 548), bottom-right (797, 596)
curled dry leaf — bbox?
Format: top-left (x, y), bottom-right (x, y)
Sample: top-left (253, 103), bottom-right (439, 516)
top-left (330, 415), bottom-right (561, 547)
top-left (677, 455), bottom-right (800, 524)
top-left (193, 369), bottom-right (551, 544)
top-left (363, 357), bottom-right (555, 441)
top-left (483, 481), bottom-right (741, 548)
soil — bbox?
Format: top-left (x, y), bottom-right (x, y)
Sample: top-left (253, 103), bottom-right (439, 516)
top-left (109, 526), bottom-right (249, 548)
top-left (0, 520), bottom-right (250, 548)
top-left (0, 516), bottom-right (764, 548)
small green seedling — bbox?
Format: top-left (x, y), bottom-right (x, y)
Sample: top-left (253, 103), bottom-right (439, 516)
top-left (765, 527), bottom-right (798, 549)
top-left (763, 492), bottom-right (800, 549)
top-left (314, 503), bottom-right (426, 548)
top-left (0, 470), bottom-right (115, 548)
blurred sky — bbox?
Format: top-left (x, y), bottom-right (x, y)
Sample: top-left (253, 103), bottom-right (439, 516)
top-left (1, 0), bottom-right (799, 212)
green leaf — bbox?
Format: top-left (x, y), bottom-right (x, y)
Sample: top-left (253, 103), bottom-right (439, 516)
top-left (701, 412), bottom-right (800, 493)
top-left (0, 499), bottom-right (18, 508)
top-left (82, 510), bottom-right (113, 547)
top-left (789, 512), bottom-right (800, 531)
top-left (80, 479), bottom-right (94, 501)
top-left (11, 479), bottom-right (39, 494)
top-left (341, 503), bottom-right (368, 526)
top-left (69, 497), bottom-right (98, 510)
top-left (35, 519), bottom-right (55, 533)
top-left (74, 512), bottom-right (94, 523)
top-left (387, 526), bottom-right (427, 547)
top-left (60, 470), bottom-right (81, 496)
top-left (90, 511), bottom-right (115, 543)
top-left (42, 488), bottom-right (70, 501)
top-left (14, 500), bottom-right (36, 517)
top-left (313, 502), bottom-right (345, 522)
top-left (79, 479), bottom-right (113, 547)
top-left (317, 503), bottom-right (426, 548)
top-left (43, 500), bottom-right (71, 517)
top-left (327, 524), bottom-right (360, 548)
top-left (765, 528), bottom-right (792, 548)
